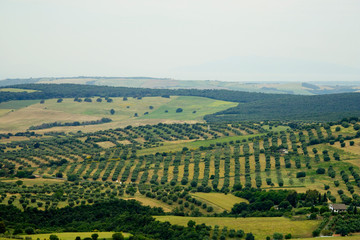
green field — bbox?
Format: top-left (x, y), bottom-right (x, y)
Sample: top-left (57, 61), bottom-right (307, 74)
top-left (0, 100), bottom-right (40, 117)
top-left (191, 193), bottom-right (248, 211)
top-left (17, 232), bottom-right (130, 240)
top-left (140, 96), bottom-right (237, 121)
top-left (0, 100), bottom-right (39, 110)
top-left (155, 216), bottom-right (320, 239)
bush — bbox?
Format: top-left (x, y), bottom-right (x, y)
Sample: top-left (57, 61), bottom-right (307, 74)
top-left (245, 233), bottom-right (254, 240)
top-left (50, 235), bottom-right (59, 240)
top-left (296, 172), bottom-right (306, 178)
top-left (285, 233), bottom-right (292, 239)
top-left (316, 168), bottom-right (325, 174)
top-left (25, 227), bottom-right (35, 234)
top-left (312, 229), bottom-right (320, 237)
top-left (341, 142), bottom-right (346, 147)
top-left (350, 141), bottom-right (355, 146)
top-left (273, 233), bottom-right (283, 240)
top-left (176, 108), bottom-right (183, 113)
top-left (91, 233), bottom-right (99, 240)
top-left (112, 233), bottom-right (124, 240)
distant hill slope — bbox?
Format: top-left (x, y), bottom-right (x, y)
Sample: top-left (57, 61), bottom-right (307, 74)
top-left (1, 83), bottom-right (360, 122)
top-left (205, 93), bottom-right (360, 122)
top-left (1, 77), bottom-right (360, 95)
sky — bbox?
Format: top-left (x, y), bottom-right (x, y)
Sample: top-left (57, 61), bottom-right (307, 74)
top-left (0, 0), bottom-right (360, 82)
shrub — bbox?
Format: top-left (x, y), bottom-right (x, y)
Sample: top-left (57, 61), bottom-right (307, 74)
top-left (273, 233), bottom-right (283, 240)
top-left (176, 108), bottom-right (183, 113)
top-left (245, 233), bottom-right (254, 240)
top-left (316, 168), bottom-right (325, 174)
top-left (25, 227), bottom-right (35, 234)
top-left (112, 233), bottom-right (124, 240)
top-left (296, 172), bottom-right (306, 178)
top-left (50, 235), bottom-right (59, 240)
top-left (285, 233), bottom-right (292, 239)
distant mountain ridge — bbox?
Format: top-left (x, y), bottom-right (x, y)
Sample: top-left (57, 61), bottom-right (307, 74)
top-left (1, 77), bottom-right (360, 95)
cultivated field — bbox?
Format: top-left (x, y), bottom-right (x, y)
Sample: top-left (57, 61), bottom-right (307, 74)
top-left (155, 216), bottom-right (321, 239)
top-left (191, 192), bottom-right (248, 212)
top-left (18, 232), bottom-right (131, 240)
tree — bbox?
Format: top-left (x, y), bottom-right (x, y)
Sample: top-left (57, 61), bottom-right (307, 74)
top-left (40, 100), bottom-right (45, 104)
top-left (296, 172), bottom-right (306, 178)
top-left (75, 237), bottom-right (81, 240)
top-left (57, 98), bottom-right (63, 103)
top-left (112, 233), bottom-right (124, 240)
top-left (176, 108), bottom-right (183, 113)
top-left (0, 221), bottom-right (6, 234)
top-left (91, 233), bottom-right (99, 240)
top-left (110, 109), bottom-right (115, 115)
top-left (50, 235), bottom-right (59, 240)
top-left (123, 97), bottom-right (128, 101)
top-left (16, 180), bottom-right (23, 186)
top-left (13, 228), bottom-right (22, 235)
top-left (273, 233), bottom-right (283, 240)
top-left (96, 98), bottom-right (102, 102)
top-left (134, 113), bottom-right (138, 117)
top-left (25, 227), bottom-right (35, 234)
top-left (245, 232), bottom-right (255, 240)
top-left (187, 220), bottom-right (196, 228)
top-left (316, 168), bottom-right (325, 174)
top-left (67, 174), bottom-right (79, 182)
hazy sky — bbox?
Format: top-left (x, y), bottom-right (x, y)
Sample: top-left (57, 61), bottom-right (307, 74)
top-left (1, 0), bottom-right (360, 82)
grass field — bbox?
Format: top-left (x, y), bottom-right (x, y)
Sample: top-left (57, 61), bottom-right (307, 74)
top-left (154, 216), bottom-right (320, 239)
top-left (17, 232), bottom-right (131, 240)
top-left (0, 96), bottom-right (235, 133)
top-left (191, 193), bottom-right (248, 212)
top-left (0, 100), bottom-right (39, 110)
top-left (140, 96), bottom-right (237, 121)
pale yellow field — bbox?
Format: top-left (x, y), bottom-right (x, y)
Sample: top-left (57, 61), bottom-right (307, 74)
top-left (123, 193), bottom-right (173, 212)
top-left (155, 216), bottom-right (320, 239)
top-left (17, 232), bottom-right (130, 240)
top-left (1, 178), bottom-right (65, 185)
top-left (0, 88), bottom-right (38, 93)
top-left (191, 193), bottom-right (248, 212)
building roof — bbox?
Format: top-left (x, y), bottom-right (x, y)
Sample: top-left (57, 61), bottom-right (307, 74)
top-left (330, 204), bottom-right (347, 210)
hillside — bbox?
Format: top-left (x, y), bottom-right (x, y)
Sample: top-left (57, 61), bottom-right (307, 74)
top-left (0, 96), bottom-right (236, 133)
top-left (1, 116), bottom-right (360, 238)
top-left (1, 83), bottom-right (360, 122)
